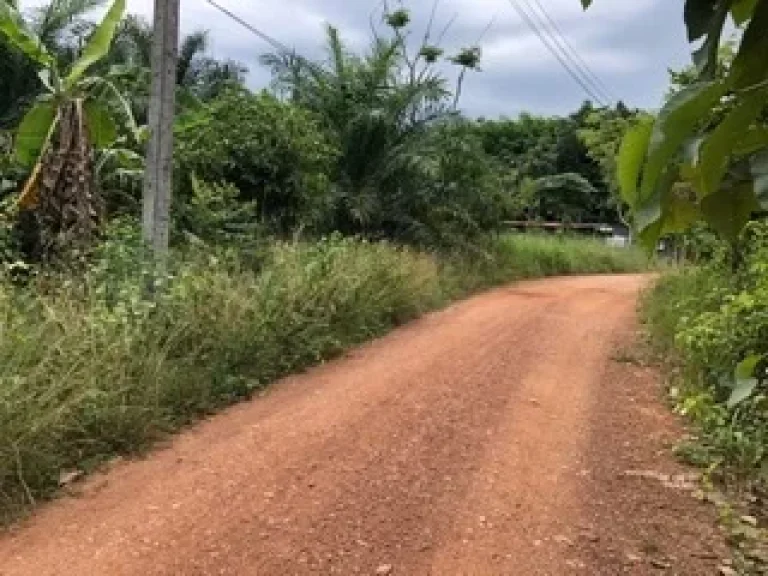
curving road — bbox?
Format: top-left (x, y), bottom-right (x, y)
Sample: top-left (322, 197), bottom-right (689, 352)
top-left (0, 275), bottom-right (726, 575)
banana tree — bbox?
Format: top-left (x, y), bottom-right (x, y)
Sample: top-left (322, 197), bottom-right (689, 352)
top-left (1, 0), bottom-right (128, 259)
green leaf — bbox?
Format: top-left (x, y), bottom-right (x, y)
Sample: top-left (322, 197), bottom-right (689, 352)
top-left (14, 101), bottom-right (56, 167)
top-left (733, 127), bottom-right (768, 157)
top-left (84, 101), bottom-right (117, 148)
top-left (634, 165), bottom-right (680, 249)
top-left (38, 69), bottom-right (53, 91)
top-left (692, 2), bottom-right (729, 78)
top-left (617, 116), bottom-right (653, 208)
top-left (637, 219), bottom-right (663, 254)
top-left (580, 0), bottom-right (593, 8)
top-left (699, 89), bottom-right (767, 197)
top-left (65, 0), bottom-right (126, 89)
top-left (736, 354), bottom-right (762, 381)
top-left (662, 185), bottom-right (701, 234)
top-left (700, 182), bottom-right (759, 242)
top-left (634, 196), bottom-right (663, 235)
top-left (680, 137), bottom-right (704, 186)
top-left (112, 148), bottom-right (143, 166)
top-left (728, 378), bottom-right (759, 408)
top-left (641, 81), bottom-right (726, 205)
top-left (732, 0), bottom-right (758, 24)
top-left (86, 77), bottom-right (140, 142)
top-left (632, 144), bottom-right (701, 250)
top-left (0, 0), bottom-right (54, 68)
top-left (730, 0), bottom-right (768, 90)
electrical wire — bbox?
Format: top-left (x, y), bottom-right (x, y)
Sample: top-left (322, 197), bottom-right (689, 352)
top-left (200, 0), bottom-right (334, 85)
top-left (202, 0), bottom-right (614, 108)
top-left (526, 0), bottom-right (616, 103)
top-left (201, 0), bottom-right (297, 55)
top-left (507, 0), bottom-right (607, 106)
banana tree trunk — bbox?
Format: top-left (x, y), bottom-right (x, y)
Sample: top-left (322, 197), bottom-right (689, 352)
top-left (35, 99), bottom-right (103, 261)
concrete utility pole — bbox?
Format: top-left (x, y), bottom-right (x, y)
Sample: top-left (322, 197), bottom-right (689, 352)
top-left (142, 0), bottom-right (180, 254)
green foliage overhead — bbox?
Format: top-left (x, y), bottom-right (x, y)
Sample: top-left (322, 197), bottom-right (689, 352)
top-left (1, 0), bottom-right (129, 171)
top-left (0, 0), bottom-right (54, 68)
top-left (64, 0), bottom-right (125, 89)
top-left (1, 0), bottom-right (109, 127)
top-left (617, 116), bottom-right (653, 210)
top-left (586, 0), bottom-right (768, 251)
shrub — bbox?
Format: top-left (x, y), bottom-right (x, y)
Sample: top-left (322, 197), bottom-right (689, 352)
top-left (174, 89), bottom-right (338, 234)
top-left (642, 225), bottom-right (768, 482)
top-left (177, 177), bottom-right (262, 248)
top-left (381, 121), bottom-right (515, 249)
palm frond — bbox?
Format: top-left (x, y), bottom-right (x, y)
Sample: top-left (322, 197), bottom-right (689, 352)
top-left (31, 0), bottom-right (106, 47)
top-left (111, 14), bottom-right (152, 67)
top-left (177, 30), bottom-right (209, 86)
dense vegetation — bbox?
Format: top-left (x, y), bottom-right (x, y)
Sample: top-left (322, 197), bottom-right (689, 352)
top-left (0, 0), bottom-right (635, 265)
top-left (3, 0), bottom-right (764, 540)
top-left (643, 223), bottom-right (768, 485)
top-left (0, 0), bottom-right (647, 521)
top-left (581, 0), bottom-right (768, 558)
top-left (0, 229), bottom-right (644, 521)
top-left (641, 222), bottom-right (768, 575)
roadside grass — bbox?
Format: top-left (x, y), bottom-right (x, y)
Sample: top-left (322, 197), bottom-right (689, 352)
top-left (642, 268), bottom-right (768, 483)
top-left (0, 232), bottom-right (647, 523)
top-left (641, 267), bottom-right (768, 574)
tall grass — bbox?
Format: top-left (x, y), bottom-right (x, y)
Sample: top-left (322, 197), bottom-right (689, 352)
top-left (641, 264), bottom-right (768, 483)
top-left (441, 233), bottom-right (648, 295)
top-left (0, 233), bottom-right (646, 522)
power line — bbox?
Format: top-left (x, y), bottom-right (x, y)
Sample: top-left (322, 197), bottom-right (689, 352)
top-left (526, 0), bottom-right (615, 103)
top-left (201, 0), bottom-right (331, 84)
top-left (203, 0), bottom-right (613, 108)
top-left (511, 0), bottom-right (607, 105)
top-left (506, 0), bottom-right (607, 106)
top-left (201, 0), bottom-right (295, 55)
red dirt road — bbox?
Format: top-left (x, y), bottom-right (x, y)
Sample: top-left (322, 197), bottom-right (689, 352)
top-left (0, 275), bottom-right (726, 575)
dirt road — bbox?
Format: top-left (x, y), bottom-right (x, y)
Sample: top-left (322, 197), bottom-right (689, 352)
top-left (0, 275), bottom-right (726, 575)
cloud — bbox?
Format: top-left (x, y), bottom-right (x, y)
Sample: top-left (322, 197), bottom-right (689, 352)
top-left (481, 34), bottom-right (645, 74)
top-left (20, 0), bottom-right (695, 117)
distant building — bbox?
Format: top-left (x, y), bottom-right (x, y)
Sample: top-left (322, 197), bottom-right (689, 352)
top-left (504, 221), bottom-right (632, 247)
top-left (605, 224), bottom-right (631, 248)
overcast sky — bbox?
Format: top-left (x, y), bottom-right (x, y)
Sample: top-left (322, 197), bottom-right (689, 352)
top-left (23, 0), bottom-right (695, 117)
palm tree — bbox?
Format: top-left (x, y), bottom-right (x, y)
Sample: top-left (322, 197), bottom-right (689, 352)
top-left (261, 22), bottom-right (450, 233)
top-left (104, 17), bottom-right (246, 125)
top-left (108, 18), bottom-right (211, 85)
